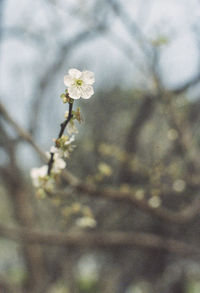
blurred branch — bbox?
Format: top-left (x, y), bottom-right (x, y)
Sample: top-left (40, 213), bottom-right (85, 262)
top-left (164, 94), bottom-right (199, 174)
top-left (75, 184), bottom-right (200, 224)
top-left (108, 0), bottom-right (150, 57)
top-left (172, 72), bottom-right (200, 94)
top-left (119, 94), bottom-right (155, 183)
top-left (109, 0), bottom-right (200, 95)
top-left (105, 31), bottom-right (147, 75)
top-left (0, 113), bottom-right (46, 292)
top-left (0, 223), bottom-right (199, 256)
top-left (0, 101), bottom-right (46, 160)
top-left (2, 26), bottom-right (46, 45)
top-left (1, 101), bottom-right (200, 224)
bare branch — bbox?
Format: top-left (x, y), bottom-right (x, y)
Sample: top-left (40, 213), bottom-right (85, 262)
top-left (172, 72), bottom-right (200, 94)
top-left (0, 223), bottom-right (198, 256)
top-left (1, 101), bottom-right (200, 224)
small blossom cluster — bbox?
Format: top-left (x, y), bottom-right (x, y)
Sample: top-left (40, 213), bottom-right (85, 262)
top-left (30, 68), bottom-right (94, 195)
top-left (30, 119), bottom-right (77, 195)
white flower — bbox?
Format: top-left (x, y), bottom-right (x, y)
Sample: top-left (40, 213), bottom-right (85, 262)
top-left (53, 155), bottom-right (66, 173)
top-left (50, 146), bottom-right (58, 154)
top-left (63, 135), bottom-right (75, 146)
top-left (67, 122), bottom-right (78, 135)
top-left (30, 165), bottom-right (48, 188)
top-left (64, 68), bottom-right (95, 100)
top-left (50, 136), bottom-right (75, 158)
top-left (76, 217), bottom-right (97, 228)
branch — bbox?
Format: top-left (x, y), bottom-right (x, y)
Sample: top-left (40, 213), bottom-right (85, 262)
top-left (172, 72), bottom-right (200, 94)
top-left (119, 94), bottom-right (155, 183)
top-left (0, 223), bottom-right (198, 257)
top-left (1, 101), bottom-right (200, 224)
top-left (47, 99), bottom-right (74, 175)
top-left (108, 0), bottom-right (150, 57)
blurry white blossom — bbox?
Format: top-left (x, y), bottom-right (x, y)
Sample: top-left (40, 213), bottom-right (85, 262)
top-left (47, 150), bottom-right (66, 174)
top-left (64, 68), bottom-right (95, 100)
top-left (52, 154), bottom-right (66, 173)
top-left (67, 121), bottom-right (78, 135)
top-left (30, 165), bottom-right (54, 191)
top-left (76, 217), bottom-right (97, 228)
top-left (52, 135), bottom-right (75, 158)
top-left (30, 165), bottom-right (47, 187)
top-left (148, 196), bottom-right (161, 208)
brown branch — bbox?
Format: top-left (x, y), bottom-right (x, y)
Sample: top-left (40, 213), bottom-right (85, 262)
top-left (0, 119), bottom-right (46, 292)
top-left (119, 94), bottom-right (155, 183)
top-left (48, 99), bottom-right (74, 175)
top-left (75, 184), bottom-right (200, 224)
top-left (0, 101), bottom-right (46, 161)
top-left (108, 0), bottom-right (150, 57)
top-left (1, 101), bottom-right (200, 224)
top-left (172, 72), bottom-right (200, 94)
top-left (0, 223), bottom-right (198, 257)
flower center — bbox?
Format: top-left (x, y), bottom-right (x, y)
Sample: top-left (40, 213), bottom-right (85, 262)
top-left (75, 79), bottom-right (83, 86)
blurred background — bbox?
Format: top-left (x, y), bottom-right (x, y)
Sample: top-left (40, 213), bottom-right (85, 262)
top-left (1, 0), bottom-right (200, 292)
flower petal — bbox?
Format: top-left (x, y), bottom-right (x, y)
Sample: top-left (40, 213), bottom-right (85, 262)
top-left (81, 85), bottom-right (94, 99)
top-left (68, 68), bottom-right (81, 79)
top-left (40, 165), bottom-right (48, 176)
top-left (30, 165), bottom-right (48, 179)
top-left (68, 86), bottom-right (81, 99)
top-left (81, 70), bottom-right (95, 85)
top-left (30, 168), bottom-right (39, 179)
top-left (64, 74), bottom-right (74, 87)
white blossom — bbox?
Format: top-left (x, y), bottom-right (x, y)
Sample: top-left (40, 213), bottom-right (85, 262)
top-left (50, 146), bottom-right (58, 154)
top-left (52, 154), bottom-right (66, 174)
top-left (67, 122), bottom-right (78, 135)
top-left (64, 135), bottom-right (75, 146)
top-left (64, 68), bottom-right (95, 100)
top-left (50, 136), bottom-right (75, 158)
top-left (47, 150), bottom-right (66, 174)
top-left (30, 165), bottom-right (48, 188)
top-left (76, 217), bottom-right (97, 228)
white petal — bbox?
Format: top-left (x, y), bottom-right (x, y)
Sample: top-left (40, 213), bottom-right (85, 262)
top-left (67, 123), bottom-right (78, 134)
top-left (54, 152), bottom-right (60, 160)
top-left (81, 71), bottom-right (95, 85)
top-left (68, 86), bottom-right (81, 99)
top-left (50, 146), bottom-right (58, 153)
top-left (53, 158), bottom-right (66, 173)
top-left (39, 165), bottom-right (48, 176)
top-left (64, 74), bottom-right (74, 87)
top-left (32, 178), bottom-right (40, 188)
top-left (76, 217), bottom-right (96, 228)
top-left (68, 68), bottom-right (81, 79)
top-left (30, 168), bottom-right (39, 179)
top-left (30, 165), bottom-right (47, 179)
top-left (81, 85), bottom-right (94, 99)
top-left (58, 159), bottom-right (66, 169)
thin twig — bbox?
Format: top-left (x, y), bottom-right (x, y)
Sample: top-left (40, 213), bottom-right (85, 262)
top-left (47, 100), bottom-right (74, 175)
